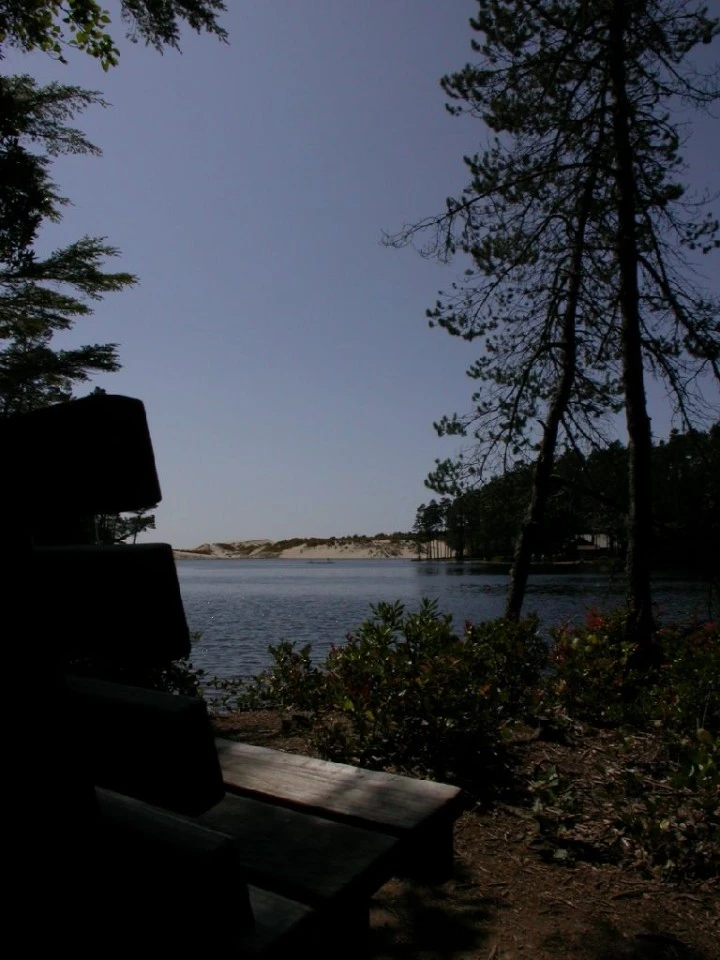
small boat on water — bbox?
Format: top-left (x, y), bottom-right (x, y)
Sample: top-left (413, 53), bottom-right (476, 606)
top-left (307, 559), bottom-right (334, 564)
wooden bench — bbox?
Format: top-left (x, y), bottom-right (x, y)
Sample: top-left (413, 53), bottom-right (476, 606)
top-left (6, 393), bottom-right (465, 957)
top-left (216, 739), bottom-right (465, 882)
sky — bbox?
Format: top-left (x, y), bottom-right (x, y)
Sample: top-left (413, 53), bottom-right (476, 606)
top-left (5, 1), bottom-right (720, 547)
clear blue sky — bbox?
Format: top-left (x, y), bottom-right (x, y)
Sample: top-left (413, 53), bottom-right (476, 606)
top-left (6, 1), bottom-right (720, 547)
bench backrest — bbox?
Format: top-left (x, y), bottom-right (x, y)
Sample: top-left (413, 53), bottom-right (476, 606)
top-left (5, 395), bottom-right (229, 847)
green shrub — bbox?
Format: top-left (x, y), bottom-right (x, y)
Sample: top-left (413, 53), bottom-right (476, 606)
top-left (547, 612), bottom-right (719, 878)
top-left (549, 609), bottom-right (643, 725)
top-left (213, 604), bottom-right (717, 877)
top-left (232, 599), bottom-right (547, 780)
top-left (550, 611), bottom-right (720, 736)
top-left (232, 640), bottom-right (325, 713)
top-left (653, 619), bottom-right (719, 735)
top-left (321, 600), bottom-right (547, 777)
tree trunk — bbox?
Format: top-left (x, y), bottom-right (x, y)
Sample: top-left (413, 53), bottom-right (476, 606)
top-left (505, 162), bottom-right (599, 620)
top-left (456, 521), bottom-right (465, 562)
top-left (608, 1), bottom-right (656, 653)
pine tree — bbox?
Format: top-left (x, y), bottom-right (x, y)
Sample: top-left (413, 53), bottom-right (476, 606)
top-left (0, 74), bottom-right (136, 416)
top-left (388, 0), bottom-right (720, 649)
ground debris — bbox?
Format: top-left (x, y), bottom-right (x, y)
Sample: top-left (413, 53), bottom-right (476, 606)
top-left (217, 711), bottom-right (719, 960)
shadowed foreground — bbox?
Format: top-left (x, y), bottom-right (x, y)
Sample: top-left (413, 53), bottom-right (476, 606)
top-left (216, 711), bottom-right (719, 960)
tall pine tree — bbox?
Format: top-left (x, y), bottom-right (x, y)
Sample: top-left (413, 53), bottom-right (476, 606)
top-left (388, 0), bottom-right (719, 650)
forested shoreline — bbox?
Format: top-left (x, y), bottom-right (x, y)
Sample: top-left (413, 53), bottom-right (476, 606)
top-left (414, 426), bottom-right (720, 576)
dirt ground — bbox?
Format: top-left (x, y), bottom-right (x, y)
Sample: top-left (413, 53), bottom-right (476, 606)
top-left (214, 711), bottom-right (719, 960)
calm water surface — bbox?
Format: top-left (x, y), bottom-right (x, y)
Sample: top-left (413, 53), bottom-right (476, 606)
top-left (177, 560), bottom-right (711, 679)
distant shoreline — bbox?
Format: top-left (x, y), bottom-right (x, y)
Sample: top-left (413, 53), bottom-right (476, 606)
top-left (173, 545), bottom-right (708, 581)
top-left (173, 537), bottom-right (420, 562)
top-left (173, 539), bottom-right (617, 570)
top-left (173, 552), bottom-right (415, 561)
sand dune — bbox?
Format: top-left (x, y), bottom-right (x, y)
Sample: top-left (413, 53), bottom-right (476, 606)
top-left (174, 538), bottom-right (419, 560)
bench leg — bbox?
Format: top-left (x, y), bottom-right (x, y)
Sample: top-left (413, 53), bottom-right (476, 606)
top-left (401, 823), bottom-right (455, 883)
top-left (315, 901), bottom-right (369, 960)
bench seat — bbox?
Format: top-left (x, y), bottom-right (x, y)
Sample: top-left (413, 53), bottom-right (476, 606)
top-left (216, 738), bottom-right (466, 881)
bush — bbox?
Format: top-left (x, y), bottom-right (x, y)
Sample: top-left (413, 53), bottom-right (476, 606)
top-left (546, 612), bottom-right (719, 878)
top-left (549, 610), bottom-right (720, 736)
top-left (549, 609), bottom-right (643, 725)
top-left (321, 601), bottom-right (546, 778)
top-left (654, 619), bottom-right (719, 735)
top-left (213, 603), bottom-right (718, 878)
top-left (232, 599), bottom-right (547, 780)
top-left (229, 640), bottom-right (325, 713)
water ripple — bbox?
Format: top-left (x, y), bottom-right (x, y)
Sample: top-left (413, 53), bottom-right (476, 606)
top-left (177, 560), bottom-right (710, 679)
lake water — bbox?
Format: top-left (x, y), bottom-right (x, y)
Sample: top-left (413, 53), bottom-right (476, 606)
top-left (177, 559), bottom-right (712, 679)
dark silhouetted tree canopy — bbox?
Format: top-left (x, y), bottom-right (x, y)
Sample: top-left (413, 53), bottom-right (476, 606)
top-left (0, 1), bottom-right (227, 68)
top-left (0, 74), bottom-right (135, 415)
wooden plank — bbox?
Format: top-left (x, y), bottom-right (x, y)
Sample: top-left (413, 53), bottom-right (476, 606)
top-left (34, 544), bottom-right (190, 664)
top-left (241, 887), bottom-right (318, 958)
top-left (98, 792), bottom-right (354, 959)
top-left (2, 393), bottom-right (161, 516)
top-left (216, 739), bottom-right (466, 882)
top-left (216, 739), bottom-right (464, 833)
top-left (68, 677), bottom-right (224, 815)
top-left (97, 788), bottom-right (247, 868)
top-left (195, 793), bottom-right (399, 909)
top-left (93, 790), bottom-right (253, 951)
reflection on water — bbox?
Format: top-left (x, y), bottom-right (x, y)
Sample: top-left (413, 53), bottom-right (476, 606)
top-left (177, 559), bottom-right (711, 680)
